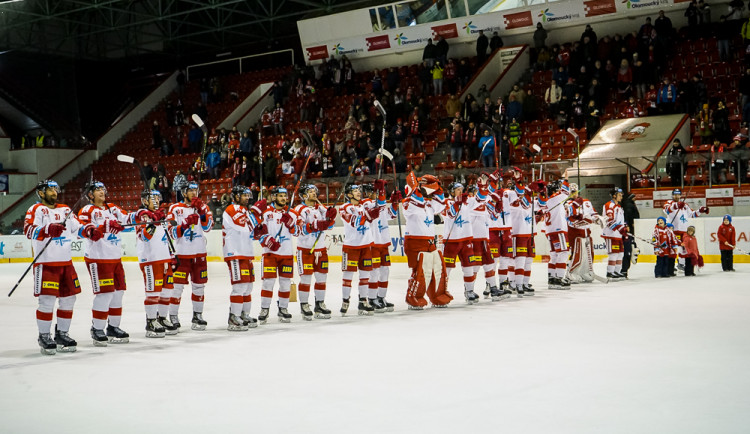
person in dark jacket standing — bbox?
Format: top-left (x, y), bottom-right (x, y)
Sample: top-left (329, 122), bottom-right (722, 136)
top-left (476, 30), bottom-right (489, 65)
top-left (422, 39), bottom-right (437, 67)
top-left (620, 193), bottom-right (640, 277)
top-left (666, 138), bottom-right (686, 186)
top-left (490, 31), bottom-right (504, 53)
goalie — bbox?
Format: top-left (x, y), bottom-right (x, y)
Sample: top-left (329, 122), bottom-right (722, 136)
top-left (566, 184), bottom-right (603, 283)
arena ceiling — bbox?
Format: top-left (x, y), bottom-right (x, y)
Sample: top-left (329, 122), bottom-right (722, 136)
top-left (0, 0), bottom-right (382, 59)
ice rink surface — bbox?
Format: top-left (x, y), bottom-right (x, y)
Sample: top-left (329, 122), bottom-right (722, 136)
top-left (1, 260), bottom-right (749, 434)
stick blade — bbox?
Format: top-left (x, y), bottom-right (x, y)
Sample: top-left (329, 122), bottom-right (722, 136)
top-left (374, 100), bottom-right (386, 116)
top-left (191, 114), bottom-right (205, 128)
top-left (117, 154), bottom-right (135, 164)
top-left (380, 149), bottom-right (394, 160)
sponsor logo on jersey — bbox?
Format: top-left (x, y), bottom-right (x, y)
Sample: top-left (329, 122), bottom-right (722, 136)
top-left (281, 265), bottom-right (293, 274)
top-left (264, 266), bottom-right (277, 273)
top-left (303, 264), bottom-right (313, 270)
top-left (241, 269), bottom-right (250, 276)
top-left (42, 281), bottom-right (60, 289)
top-left (155, 279), bottom-right (163, 286)
top-left (174, 271), bottom-right (187, 278)
top-left (99, 279), bottom-right (114, 286)
top-left (372, 257), bottom-right (381, 264)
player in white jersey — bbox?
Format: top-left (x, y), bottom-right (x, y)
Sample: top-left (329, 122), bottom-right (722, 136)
top-left (361, 181), bottom-right (400, 313)
top-left (566, 184), bottom-right (604, 283)
top-left (132, 189), bottom-right (178, 337)
top-left (77, 181), bottom-right (128, 346)
top-left (441, 182), bottom-right (480, 303)
top-left (468, 179), bottom-right (498, 301)
top-left (25, 180), bottom-right (103, 355)
top-left (167, 181), bottom-right (214, 331)
top-left (541, 179), bottom-right (572, 289)
top-left (662, 188), bottom-right (709, 272)
top-left (256, 186), bottom-right (299, 323)
top-left (485, 171), bottom-right (514, 300)
top-left (293, 184), bottom-right (337, 320)
top-left (602, 187), bottom-right (627, 280)
top-left (223, 185), bottom-right (268, 330)
top-left (339, 184), bottom-right (378, 316)
top-left (508, 179), bottom-right (540, 296)
top-left (402, 173), bottom-right (453, 309)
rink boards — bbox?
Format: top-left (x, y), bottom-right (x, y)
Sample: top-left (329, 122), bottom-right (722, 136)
top-left (1, 217), bottom-right (747, 263)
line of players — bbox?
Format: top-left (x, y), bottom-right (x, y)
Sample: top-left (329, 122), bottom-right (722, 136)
top-left (24, 169), bottom-right (642, 355)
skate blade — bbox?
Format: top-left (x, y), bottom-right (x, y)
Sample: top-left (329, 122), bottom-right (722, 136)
top-left (516, 293), bottom-right (524, 298)
top-left (191, 324), bottom-right (207, 331)
top-left (107, 337), bottom-right (129, 344)
top-left (56, 345), bottom-right (77, 352)
top-left (145, 331), bottom-right (166, 338)
top-left (259, 319), bottom-right (268, 325)
top-left (385, 307), bottom-right (394, 312)
top-left (374, 308), bottom-right (386, 313)
top-left (432, 304), bottom-right (448, 308)
top-left (358, 310), bottom-right (374, 316)
top-left (465, 299), bottom-right (478, 305)
top-left (247, 322), bottom-right (259, 328)
top-left (278, 317), bottom-right (291, 323)
top-left (302, 315), bottom-right (313, 321)
top-left (314, 313), bottom-right (332, 319)
top-left (92, 340), bottom-right (108, 347)
top-left (525, 292), bottom-right (535, 296)
top-left (227, 325), bottom-right (247, 331)
top-left (407, 305), bottom-right (424, 310)
top-left (164, 329), bottom-right (178, 335)
top-left (40, 347), bottom-right (56, 355)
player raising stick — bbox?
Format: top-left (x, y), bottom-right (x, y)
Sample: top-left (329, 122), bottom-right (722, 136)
top-left (339, 184), bottom-right (377, 316)
top-left (442, 182), bottom-right (480, 303)
top-left (362, 180), bottom-right (400, 312)
top-left (541, 179), bottom-right (572, 290)
top-left (662, 188), bottom-right (709, 273)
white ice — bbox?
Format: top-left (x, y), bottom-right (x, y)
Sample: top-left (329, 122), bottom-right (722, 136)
top-left (1, 260), bottom-right (749, 434)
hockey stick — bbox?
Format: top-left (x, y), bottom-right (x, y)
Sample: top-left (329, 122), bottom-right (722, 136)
top-left (727, 244), bottom-right (750, 255)
top-left (545, 186), bottom-right (587, 213)
top-left (378, 148), bottom-right (404, 255)
top-left (310, 157), bottom-right (359, 253)
top-left (273, 134), bottom-right (316, 239)
top-left (668, 182), bottom-right (696, 226)
top-left (121, 219), bottom-right (176, 228)
top-left (374, 100), bottom-right (387, 179)
top-left (8, 183), bottom-right (91, 297)
top-left (258, 107), bottom-right (269, 193)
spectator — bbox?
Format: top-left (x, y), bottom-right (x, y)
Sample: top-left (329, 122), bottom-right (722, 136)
top-left (409, 112), bottom-right (424, 153)
top-left (431, 61), bottom-right (444, 96)
top-left (419, 61), bottom-right (432, 96)
top-left (616, 59), bottom-right (633, 98)
top-left (717, 215), bottom-right (736, 271)
top-left (194, 102), bottom-right (208, 126)
top-left (422, 38), bottom-right (437, 67)
top-left (717, 16), bottom-right (732, 62)
top-left (697, 104), bottom-right (713, 144)
top-left (657, 78), bottom-right (677, 114)
top-left (477, 84), bottom-right (491, 103)
top-left (586, 100), bottom-right (601, 140)
top-left (386, 67), bottom-right (400, 92)
top-left (570, 92), bottom-right (586, 128)
top-left (508, 118), bottom-right (521, 150)
top-left (449, 122), bottom-right (463, 163)
top-left (445, 94), bottom-right (461, 120)
top-left (239, 131), bottom-right (253, 160)
top-left (206, 147), bottom-right (221, 179)
top-left (711, 139), bottom-right (728, 183)
top-left (444, 59), bottom-right (457, 94)
top-left (272, 103), bottom-right (285, 136)
top-left (478, 129), bottom-right (495, 168)
top-left (632, 59), bottom-right (647, 100)
top-left (264, 151), bottom-right (278, 186)
top-left (151, 121), bottom-right (162, 150)
top-left (172, 170), bottom-right (187, 202)
top-left (684, 1), bottom-right (700, 31)
top-left (436, 36), bottom-right (449, 65)
top-left (580, 24), bottom-right (597, 44)
top-left (464, 122), bottom-right (480, 160)
top-left (545, 79), bottom-right (562, 116)
top-left (533, 22), bottom-right (548, 49)
top-left (666, 138), bottom-right (686, 186)
top-left (393, 148), bottom-right (408, 173)
top-left (476, 30), bottom-right (489, 65)
top-left (713, 101), bottom-right (731, 144)
top-left (199, 78), bottom-right (209, 105)
top-left (507, 94), bottom-right (523, 123)
top-left (508, 84), bottom-right (525, 104)
top-left (490, 31), bottom-right (504, 52)
top-left (458, 58), bottom-right (472, 89)
top-left (391, 119), bottom-right (407, 151)
top-left (698, 0), bottom-right (711, 33)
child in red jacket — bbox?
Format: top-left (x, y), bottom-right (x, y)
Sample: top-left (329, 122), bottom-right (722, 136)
top-left (681, 225), bottom-right (701, 276)
top-left (718, 214), bottom-right (736, 272)
top-left (653, 216), bottom-right (678, 278)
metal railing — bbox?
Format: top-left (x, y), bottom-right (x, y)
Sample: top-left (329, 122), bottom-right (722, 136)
top-left (186, 49), bottom-right (295, 81)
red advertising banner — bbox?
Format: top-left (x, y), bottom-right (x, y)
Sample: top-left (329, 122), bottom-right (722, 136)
top-left (366, 34), bottom-right (391, 51)
top-left (305, 45), bottom-right (328, 61)
top-left (583, 0), bottom-right (617, 17)
top-left (503, 11), bottom-right (533, 30)
top-left (431, 23), bottom-right (459, 39)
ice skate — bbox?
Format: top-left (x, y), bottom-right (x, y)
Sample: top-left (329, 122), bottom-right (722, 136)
top-left (300, 303), bottom-right (313, 321)
top-left (158, 316), bottom-right (179, 335)
top-left (606, 272), bottom-right (616, 282)
top-left (38, 333), bottom-right (56, 355)
top-left (314, 301), bottom-right (331, 319)
top-left (228, 313), bottom-right (248, 331)
top-left (340, 298), bottom-right (350, 316)
top-left (483, 282), bottom-right (491, 299)
top-left (559, 277), bottom-right (571, 289)
top-left (548, 277), bottom-right (561, 290)
top-left (169, 314), bottom-right (181, 332)
top-left (612, 272), bottom-right (626, 281)
top-left (191, 312), bottom-right (207, 331)
top-left (145, 318), bottom-right (166, 338)
top-left (358, 297), bottom-right (374, 316)
top-left (91, 327), bottom-right (108, 347)
top-left (490, 286), bottom-right (510, 301)
top-left (278, 307), bottom-right (292, 323)
top-left (523, 284), bottom-right (535, 296)
top-left (106, 325), bottom-right (130, 343)
top-left (241, 311), bottom-right (258, 328)
top-left (464, 290), bottom-right (480, 305)
top-left (369, 297), bottom-right (386, 313)
top-left (511, 284), bottom-right (524, 298)
top-left (379, 297), bottom-right (395, 312)
top-left (54, 327), bottom-right (77, 352)
top-left (258, 307), bottom-right (270, 325)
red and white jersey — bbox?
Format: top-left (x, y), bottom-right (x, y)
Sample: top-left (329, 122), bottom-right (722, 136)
top-left (133, 208), bottom-right (172, 265)
top-left (402, 192), bottom-right (446, 239)
top-left (340, 201), bottom-right (373, 248)
top-left (468, 193), bottom-right (490, 239)
top-left (509, 194), bottom-right (533, 236)
top-left (259, 206), bottom-right (298, 256)
top-left (168, 202), bottom-right (214, 257)
top-left (294, 203), bottom-right (334, 250)
top-left (223, 203), bottom-right (262, 260)
top-left (442, 198), bottom-right (473, 241)
top-left (662, 200), bottom-right (700, 233)
top-left (272, 107), bottom-right (284, 123)
top-left (567, 198), bottom-right (600, 236)
top-left (542, 192), bottom-right (569, 235)
top-left (262, 112), bottom-right (272, 127)
top-left (602, 200), bottom-right (625, 238)
top-left (487, 186), bottom-right (514, 230)
top-left (652, 225), bottom-right (678, 255)
top-left (78, 203), bottom-right (128, 261)
top-left (364, 196), bottom-right (397, 246)
top-left (24, 202), bottom-right (84, 265)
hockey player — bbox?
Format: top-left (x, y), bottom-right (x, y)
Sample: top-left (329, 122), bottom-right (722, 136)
top-left (602, 187), bottom-right (628, 280)
top-left (663, 188), bottom-right (709, 273)
top-left (339, 184), bottom-right (377, 315)
top-left (362, 181), bottom-right (400, 313)
top-left (485, 171), bottom-right (514, 300)
top-left (441, 182), bottom-right (480, 303)
top-left (222, 185), bottom-right (268, 330)
top-left (167, 181), bottom-right (214, 330)
top-left (566, 184), bottom-right (603, 283)
top-left (25, 179), bottom-right (104, 355)
top-left (132, 189), bottom-right (178, 337)
top-left (508, 180), bottom-right (539, 296)
top-left (653, 216), bottom-right (678, 278)
top-left (77, 181), bottom-right (128, 346)
top-left (256, 187), bottom-right (298, 323)
top-left (293, 184), bottom-right (337, 320)
top-left (470, 177), bottom-right (501, 300)
top-left (541, 179), bottom-right (572, 289)
top-left (402, 174), bottom-right (454, 309)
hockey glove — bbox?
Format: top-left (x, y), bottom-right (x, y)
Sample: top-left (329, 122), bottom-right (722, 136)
top-left (181, 213), bottom-right (200, 231)
top-left (152, 209), bottom-right (166, 221)
top-left (699, 206), bottom-right (709, 214)
top-left (325, 206), bottom-right (338, 220)
top-left (145, 224), bottom-right (156, 235)
top-left (252, 199), bottom-right (268, 214)
top-left (42, 223), bottom-right (66, 239)
top-left (310, 219), bottom-right (330, 232)
top-left (390, 190), bottom-right (403, 205)
top-left (280, 212), bottom-right (296, 230)
top-left (619, 226), bottom-right (629, 239)
top-left (677, 201), bottom-right (686, 209)
top-left (191, 197), bottom-right (207, 215)
top-left (459, 192), bottom-right (470, 205)
top-left (84, 226), bottom-right (104, 242)
top-left (373, 179), bottom-right (387, 194)
top-left (253, 223), bottom-right (268, 237)
top-left (535, 210), bottom-right (545, 224)
top-left (262, 236), bottom-right (281, 252)
top-left (104, 219), bottom-right (124, 234)
top-left (365, 207), bottom-right (381, 222)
